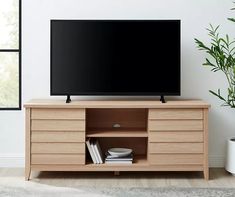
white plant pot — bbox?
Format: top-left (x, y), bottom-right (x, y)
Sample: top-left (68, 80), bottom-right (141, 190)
top-left (225, 138), bottom-right (235, 175)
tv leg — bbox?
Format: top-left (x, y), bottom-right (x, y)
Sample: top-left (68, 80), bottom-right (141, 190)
top-left (160, 95), bottom-right (166, 103)
top-left (66, 95), bottom-right (71, 103)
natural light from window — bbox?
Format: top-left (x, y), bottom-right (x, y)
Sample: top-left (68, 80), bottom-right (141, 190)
top-left (0, 0), bottom-right (20, 109)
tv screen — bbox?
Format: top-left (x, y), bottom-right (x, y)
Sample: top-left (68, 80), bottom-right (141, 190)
top-left (51, 20), bottom-right (180, 96)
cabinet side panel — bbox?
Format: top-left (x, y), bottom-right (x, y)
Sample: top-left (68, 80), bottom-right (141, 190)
top-left (203, 108), bottom-right (209, 180)
top-left (25, 108), bottom-right (31, 180)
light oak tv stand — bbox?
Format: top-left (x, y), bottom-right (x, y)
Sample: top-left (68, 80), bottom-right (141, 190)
top-left (24, 99), bottom-right (210, 180)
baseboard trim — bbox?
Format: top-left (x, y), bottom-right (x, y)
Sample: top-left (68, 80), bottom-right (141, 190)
top-left (209, 155), bottom-right (225, 168)
top-left (0, 154), bottom-right (225, 168)
top-left (0, 154), bottom-right (24, 167)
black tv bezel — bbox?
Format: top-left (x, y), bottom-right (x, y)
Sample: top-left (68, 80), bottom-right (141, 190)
top-left (50, 19), bottom-right (181, 96)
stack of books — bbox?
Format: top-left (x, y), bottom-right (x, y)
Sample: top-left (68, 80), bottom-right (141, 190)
top-left (86, 138), bottom-right (104, 164)
top-left (105, 152), bottom-right (133, 164)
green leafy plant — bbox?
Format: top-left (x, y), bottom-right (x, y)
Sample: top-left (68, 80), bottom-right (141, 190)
top-left (195, 16), bottom-right (235, 108)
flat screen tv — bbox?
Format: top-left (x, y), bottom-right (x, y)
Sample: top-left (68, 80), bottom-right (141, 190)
top-left (51, 20), bottom-right (180, 101)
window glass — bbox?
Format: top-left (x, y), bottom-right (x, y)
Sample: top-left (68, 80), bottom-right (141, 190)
top-left (0, 0), bottom-right (20, 109)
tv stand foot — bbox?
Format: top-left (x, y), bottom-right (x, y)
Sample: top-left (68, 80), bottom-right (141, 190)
top-left (66, 95), bottom-right (71, 103)
top-left (160, 95), bottom-right (166, 103)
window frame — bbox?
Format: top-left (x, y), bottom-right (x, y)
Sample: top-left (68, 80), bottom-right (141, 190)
top-left (0, 0), bottom-right (21, 110)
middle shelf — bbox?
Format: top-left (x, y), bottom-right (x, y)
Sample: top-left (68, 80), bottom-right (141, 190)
top-left (86, 130), bottom-right (148, 137)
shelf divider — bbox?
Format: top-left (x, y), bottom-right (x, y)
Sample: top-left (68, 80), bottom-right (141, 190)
top-left (86, 130), bottom-right (148, 137)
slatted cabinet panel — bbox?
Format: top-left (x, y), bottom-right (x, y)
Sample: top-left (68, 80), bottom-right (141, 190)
top-left (149, 154), bottom-right (203, 165)
top-left (31, 143), bottom-right (85, 154)
top-left (31, 154), bottom-right (85, 165)
top-left (31, 108), bottom-right (85, 120)
top-left (30, 108), bottom-right (86, 167)
top-left (149, 109), bottom-right (203, 120)
top-left (148, 108), bottom-right (205, 167)
top-left (149, 143), bottom-right (203, 154)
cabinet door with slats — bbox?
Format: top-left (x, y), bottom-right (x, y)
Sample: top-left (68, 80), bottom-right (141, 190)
top-left (148, 108), bottom-right (205, 167)
top-left (30, 108), bottom-right (86, 166)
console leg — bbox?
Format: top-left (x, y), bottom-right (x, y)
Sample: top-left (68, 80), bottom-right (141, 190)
top-left (25, 168), bottom-right (31, 181)
top-left (204, 168), bottom-right (209, 180)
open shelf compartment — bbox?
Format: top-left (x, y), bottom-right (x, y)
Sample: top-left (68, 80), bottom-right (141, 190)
top-left (86, 108), bottom-right (148, 137)
top-left (85, 137), bottom-right (148, 165)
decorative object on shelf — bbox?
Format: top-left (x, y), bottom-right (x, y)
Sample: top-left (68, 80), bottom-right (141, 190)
top-left (108, 148), bottom-right (132, 157)
top-left (105, 149), bottom-right (133, 164)
top-left (195, 3), bottom-right (235, 175)
top-left (112, 123), bottom-right (121, 128)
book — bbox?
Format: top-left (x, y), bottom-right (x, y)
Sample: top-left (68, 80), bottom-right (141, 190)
top-left (105, 158), bottom-right (133, 161)
top-left (91, 141), bottom-right (99, 164)
top-left (95, 140), bottom-right (104, 163)
top-left (85, 138), bottom-right (96, 164)
top-left (105, 160), bottom-right (132, 164)
top-left (93, 140), bottom-right (102, 164)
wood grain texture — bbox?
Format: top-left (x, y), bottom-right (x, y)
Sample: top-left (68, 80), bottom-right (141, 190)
top-left (149, 120), bottom-right (203, 131)
top-left (149, 154), bottom-right (203, 165)
top-left (31, 131), bottom-right (85, 142)
top-left (203, 109), bottom-right (209, 180)
top-left (31, 154), bottom-right (85, 165)
top-left (149, 143), bottom-right (203, 154)
top-left (24, 99), bottom-right (210, 109)
top-left (149, 109), bottom-right (203, 120)
top-left (31, 120), bottom-right (85, 131)
top-left (25, 108), bottom-right (31, 181)
top-left (149, 131), bottom-right (203, 142)
top-left (31, 143), bottom-right (85, 154)
top-left (31, 164), bottom-right (203, 171)
top-left (31, 108), bottom-right (85, 120)
top-left (86, 130), bottom-right (148, 137)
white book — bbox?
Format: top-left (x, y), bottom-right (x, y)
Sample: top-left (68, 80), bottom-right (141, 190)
top-left (105, 158), bottom-right (133, 161)
top-left (85, 139), bottom-right (96, 164)
top-left (94, 140), bottom-right (103, 164)
top-left (105, 160), bottom-right (132, 164)
top-left (93, 140), bottom-right (102, 164)
top-left (91, 141), bottom-right (99, 164)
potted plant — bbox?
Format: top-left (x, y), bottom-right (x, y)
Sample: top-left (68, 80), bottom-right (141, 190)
top-left (195, 8), bottom-right (235, 174)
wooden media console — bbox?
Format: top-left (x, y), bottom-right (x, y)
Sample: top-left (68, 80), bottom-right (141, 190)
top-left (24, 99), bottom-right (210, 180)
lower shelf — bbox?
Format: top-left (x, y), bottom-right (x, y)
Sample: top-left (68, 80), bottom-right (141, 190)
top-left (86, 155), bottom-right (147, 166)
top-left (31, 164), bottom-right (203, 171)
top-left (30, 154), bottom-right (204, 172)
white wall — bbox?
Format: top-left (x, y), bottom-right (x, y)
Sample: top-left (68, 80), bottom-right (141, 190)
top-left (0, 0), bottom-right (234, 167)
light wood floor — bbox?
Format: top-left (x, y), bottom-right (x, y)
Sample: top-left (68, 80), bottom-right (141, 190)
top-left (0, 168), bottom-right (235, 188)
